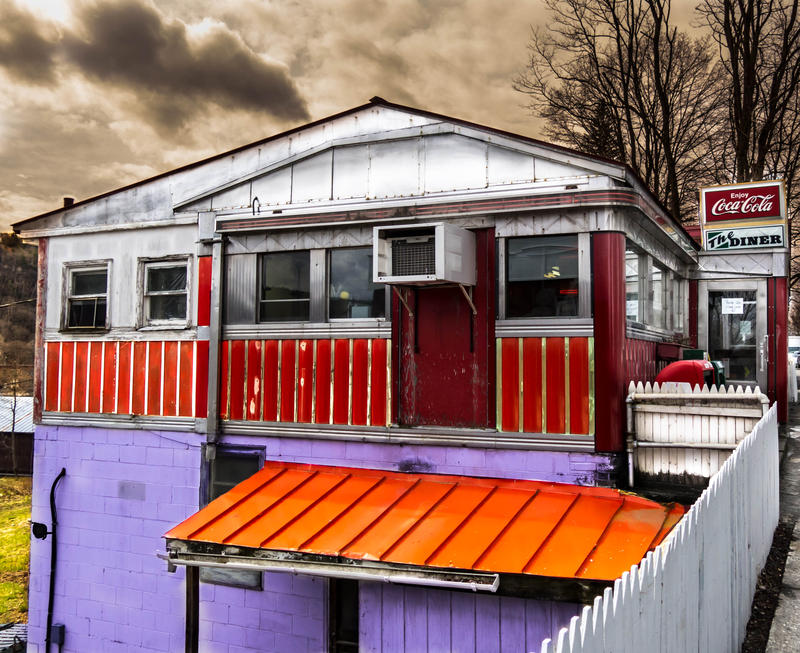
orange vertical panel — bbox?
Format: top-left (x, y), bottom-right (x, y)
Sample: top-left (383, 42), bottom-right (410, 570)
top-left (87, 342), bottom-right (103, 413)
top-left (314, 339), bottom-right (332, 424)
top-left (178, 341), bottom-right (194, 417)
top-left (522, 338), bottom-right (543, 433)
top-left (116, 342), bottom-right (132, 415)
top-left (197, 256), bottom-right (212, 327)
top-left (101, 342), bottom-right (117, 413)
top-left (351, 339), bottom-right (369, 426)
top-left (44, 342), bottom-right (60, 412)
top-left (246, 340), bottom-right (263, 421)
top-left (262, 340), bottom-right (279, 421)
top-left (218, 341), bottom-right (230, 420)
top-left (147, 341), bottom-right (162, 416)
top-left (369, 339), bottom-right (388, 426)
top-left (194, 340), bottom-right (209, 419)
top-left (296, 340), bottom-right (314, 423)
top-left (332, 339), bottom-right (350, 425)
top-left (569, 338), bottom-right (590, 434)
top-left (131, 341), bottom-right (147, 415)
top-left (500, 338), bottom-right (519, 432)
top-left (73, 342), bottom-right (89, 413)
top-left (162, 341), bottom-right (179, 417)
top-left (59, 342), bottom-right (75, 412)
top-left (280, 340), bottom-right (296, 422)
top-left (546, 338), bottom-right (566, 434)
top-left (229, 340), bottom-right (246, 421)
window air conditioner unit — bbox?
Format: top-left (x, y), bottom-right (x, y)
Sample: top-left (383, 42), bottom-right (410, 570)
top-left (373, 223), bottom-right (476, 286)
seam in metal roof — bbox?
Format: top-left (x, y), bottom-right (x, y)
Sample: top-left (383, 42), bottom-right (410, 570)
top-left (165, 461), bottom-right (684, 584)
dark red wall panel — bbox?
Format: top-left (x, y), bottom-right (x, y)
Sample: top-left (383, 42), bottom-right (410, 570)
top-left (569, 337), bottom-right (590, 435)
top-left (333, 339), bottom-right (350, 425)
top-left (280, 340), bottom-right (296, 422)
top-left (218, 340), bottom-right (230, 420)
top-left (522, 338), bottom-right (543, 433)
top-left (197, 256), bottom-right (212, 328)
top-left (246, 340), bottom-right (263, 421)
top-left (369, 339), bottom-right (388, 426)
top-left (297, 340), bottom-right (314, 423)
top-left (262, 340), bottom-right (279, 422)
top-left (545, 338), bottom-right (566, 433)
top-left (501, 339), bottom-right (519, 432)
top-left (194, 340), bottom-right (209, 419)
top-left (351, 339), bottom-right (369, 426)
top-left (314, 339), bottom-right (331, 424)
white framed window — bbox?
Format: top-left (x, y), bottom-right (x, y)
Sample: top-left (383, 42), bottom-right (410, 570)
top-left (140, 257), bottom-right (190, 327)
top-left (63, 261), bottom-right (110, 330)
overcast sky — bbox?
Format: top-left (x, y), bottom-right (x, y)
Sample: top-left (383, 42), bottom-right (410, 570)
top-left (0, 0), bottom-right (696, 232)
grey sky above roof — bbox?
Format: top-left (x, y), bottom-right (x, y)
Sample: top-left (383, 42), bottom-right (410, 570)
top-left (0, 0), bottom-right (696, 233)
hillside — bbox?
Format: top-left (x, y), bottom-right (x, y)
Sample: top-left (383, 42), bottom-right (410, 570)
top-left (0, 234), bottom-right (36, 395)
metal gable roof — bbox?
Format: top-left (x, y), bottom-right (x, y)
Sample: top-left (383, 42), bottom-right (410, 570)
top-left (164, 461), bottom-right (684, 590)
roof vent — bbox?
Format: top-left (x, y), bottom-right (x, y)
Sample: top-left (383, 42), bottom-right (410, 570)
top-left (63, 197), bottom-right (74, 208)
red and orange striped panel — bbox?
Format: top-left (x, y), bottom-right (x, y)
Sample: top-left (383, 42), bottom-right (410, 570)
top-left (165, 461), bottom-right (685, 582)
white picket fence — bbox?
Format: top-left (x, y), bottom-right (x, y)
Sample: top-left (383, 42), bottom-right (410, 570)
top-left (538, 404), bottom-right (779, 653)
top-left (627, 382), bottom-right (769, 483)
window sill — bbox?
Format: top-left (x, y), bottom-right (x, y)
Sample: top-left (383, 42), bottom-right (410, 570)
top-left (138, 324), bottom-right (191, 332)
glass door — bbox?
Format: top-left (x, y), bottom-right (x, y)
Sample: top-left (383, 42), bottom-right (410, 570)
top-left (699, 281), bottom-right (767, 389)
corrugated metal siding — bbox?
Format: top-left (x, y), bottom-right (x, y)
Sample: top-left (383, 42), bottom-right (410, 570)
top-left (224, 253), bottom-right (257, 324)
top-left (165, 461), bottom-right (685, 582)
top-left (0, 396), bottom-right (34, 432)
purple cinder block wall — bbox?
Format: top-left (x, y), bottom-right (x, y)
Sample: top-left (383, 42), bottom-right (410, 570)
top-left (28, 425), bottom-right (605, 653)
top-left (360, 583), bottom-right (581, 653)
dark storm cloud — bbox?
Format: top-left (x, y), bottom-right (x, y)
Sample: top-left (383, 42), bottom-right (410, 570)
top-left (61, 0), bottom-right (309, 129)
top-left (0, 4), bottom-right (58, 84)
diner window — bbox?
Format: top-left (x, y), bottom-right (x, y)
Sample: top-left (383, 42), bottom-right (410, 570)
top-left (201, 448), bottom-right (263, 589)
top-left (649, 263), bottom-right (667, 329)
top-left (329, 248), bottom-right (385, 319)
top-left (625, 247), bottom-right (640, 322)
top-left (65, 264), bottom-right (109, 329)
top-left (259, 251), bottom-right (310, 322)
top-left (142, 260), bottom-right (188, 325)
top-left (506, 235), bottom-right (579, 318)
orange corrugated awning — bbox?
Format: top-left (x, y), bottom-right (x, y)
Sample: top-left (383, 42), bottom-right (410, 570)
top-left (164, 461), bottom-right (684, 595)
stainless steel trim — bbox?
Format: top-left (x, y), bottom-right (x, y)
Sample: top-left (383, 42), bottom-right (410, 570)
top-left (495, 320), bottom-right (593, 338)
top-left (40, 412), bottom-right (198, 432)
top-left (224, 322), bottom-right (391, 340)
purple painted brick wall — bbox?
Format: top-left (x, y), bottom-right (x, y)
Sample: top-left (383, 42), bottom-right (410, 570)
top-left (359, 583), bottom-right (581, 653)
top-left (224, 434), bottom-right (617, 485)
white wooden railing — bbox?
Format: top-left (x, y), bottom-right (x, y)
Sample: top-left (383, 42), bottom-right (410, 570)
top-left (539, 405), bottom-right (779, 653)
top-left (627, 382), bottom-right (769, 484)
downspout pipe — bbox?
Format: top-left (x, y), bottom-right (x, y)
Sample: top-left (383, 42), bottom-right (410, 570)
top-left (44, 468), bottom-right (66, 652)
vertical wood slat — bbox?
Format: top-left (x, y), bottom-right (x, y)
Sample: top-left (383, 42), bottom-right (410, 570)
top-left (262, 340), bottom-right (279, 422)
top-left (101, 342), bottom-right (117, 413)
top-left (194, 340), bottom-right (209, 419)
top-left (370, 339), bottom-right (388, 426)
top-left (218, 340), bottom-right (230, 420)
top-left (131, 341), bottom-right (147, 416)
top-left (569, 337), bottom-right (590, 435)
top-left (297, 340), bottom-right (314, 423)
top-left (87, 342), bottom-right (103, 413)
top-left (333, 339), bottom-right (350, 425)
top-left (314, 339), bottom-right (332, 424)
top-left (116, 342), bottom-right (132, 415)
top-left (522, 338), bottom-right (543, 433)
top-left (500, 338), bottom-right (520, 432)
top-left (45, 342), bottom-right (60, 412)
top-left (351, 339), bottom-right (369, 426)
top-left (228, 340), bottom-right (246, 421)
top-left (178, 341), bottom-right (194, 417)
top-left (162, 341), bottom-right (178, 417)
top-left (280, 340), bottom-right (296, 422)
top-left (246, 340), bottom-right (263, 421)
top-left (146, 341), bottom-right (162, 416)
top-left (545, 338), bottom-right (566, 434)
top-left (73, 341), bottom-right (88, 413)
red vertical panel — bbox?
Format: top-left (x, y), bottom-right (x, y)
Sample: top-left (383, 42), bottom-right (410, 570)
top-left (522, 338), bottom-right (543, 433)
top-left (592, 232), bottom-right (626, 451)
top-left (87, 342), bottom-right (103, 413)
top-left (296, 340), bottom-right (314, 423)
top-left (73, 342), bottom-right (89, 413)
top-left (369, 339), bottom-right (388, 426)
top-left (218, 341), bottom-right (230, 420)
top-left (569, 338), bottom-right (590, 435)
top-left (116, 342), bottom-right (132, 415)
top-left (314, 339), bottom-right (332, 424)
top-left (229, 340), bottom-right (246, 421)
top-left (197, 256), bottom-right (212, 327)
top-left (246, 340), bottom-right (263, 421)
top-left (59, 342), bottom-right (74, 412)
top-left (131, 341), bottom-right (147, 415)
top-left (546, 338), bottom-right (566, 434)
top-left (101, 342), bottom-right (117, 413)
top-left (195, 340), bottom-right (209, 419)
top-left (500, 339), bottom-right (519, 432)
top-left (44, 343), bottom-right (60, 412)
top-left (280, 340), bottom-right (296, 422)
top-left (351, 339), bottom-right (369, 425)
top-left (262, 340), bottom-right (279, 421)
top-left (178, 342), bottom-right (194, 417)
top-left (162, 341), bottom-right (179, 417)
top-left (333, 339), bottom-right (351, 425)
top-left (147, 341), bottom-right (162, 415)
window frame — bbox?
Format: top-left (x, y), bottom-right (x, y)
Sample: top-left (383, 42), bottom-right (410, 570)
top-left (496, 233), bottom-right (591, 320)
top-left (61, 260), bottom-right (111, 332)
top-left (257, 249), bottom-right (314, 323)
top-left (200, 445), bottom-right (265, 590)
top-left (138, 255), bottom-right (191, 329)
top-left (327, 246), bottom-right (387, 322)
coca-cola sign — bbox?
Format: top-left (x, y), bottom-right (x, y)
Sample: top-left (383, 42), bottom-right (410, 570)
top-left (702, 181), bottom-right (785, 223)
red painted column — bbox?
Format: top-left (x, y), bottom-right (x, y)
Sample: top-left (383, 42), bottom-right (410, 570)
top-left (769, 277), bottom-right (788, 422)
top-left (592, 232), bottom-right (626, 452)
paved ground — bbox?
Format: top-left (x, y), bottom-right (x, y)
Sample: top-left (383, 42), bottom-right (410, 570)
top-left (765, 403), bottom-right (800, 652)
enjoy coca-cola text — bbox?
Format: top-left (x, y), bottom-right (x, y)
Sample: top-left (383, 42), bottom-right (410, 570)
top-left (711, 194), bottom-right (774, 217)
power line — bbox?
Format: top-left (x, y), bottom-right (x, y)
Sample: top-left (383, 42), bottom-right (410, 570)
top-left (0, 299), bottom-right (35, 308)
